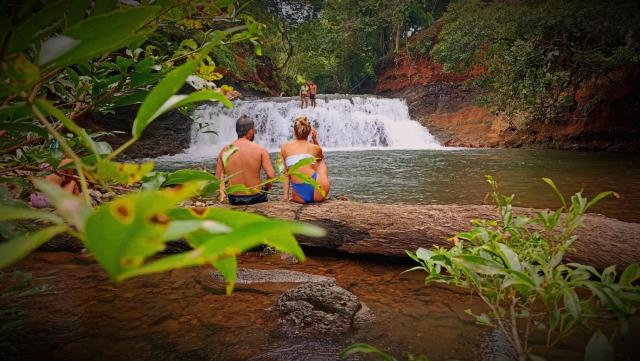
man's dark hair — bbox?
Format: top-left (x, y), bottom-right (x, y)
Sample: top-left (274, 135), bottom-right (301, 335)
top-left (236, 115), bottom-right (254, 137)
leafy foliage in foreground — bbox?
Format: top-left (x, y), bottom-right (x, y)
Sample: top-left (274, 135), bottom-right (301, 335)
top-left (407, 177), bottom-right (639, 360)
top-left (0, 1), bottom-right (324, 295)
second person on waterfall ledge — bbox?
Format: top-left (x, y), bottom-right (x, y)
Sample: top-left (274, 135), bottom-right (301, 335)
top-left (280, 116), bottom-right (331, 204)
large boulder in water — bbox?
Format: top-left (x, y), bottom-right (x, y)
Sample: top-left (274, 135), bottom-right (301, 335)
top-left (276, 282), bottom-right (374, 335)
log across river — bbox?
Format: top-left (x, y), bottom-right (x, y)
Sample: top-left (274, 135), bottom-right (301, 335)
top-left (226, 200), bottom-right (640, 270)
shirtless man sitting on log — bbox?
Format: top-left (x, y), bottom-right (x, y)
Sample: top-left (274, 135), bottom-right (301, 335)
top-left (215, 115), bottom-right (275, 205)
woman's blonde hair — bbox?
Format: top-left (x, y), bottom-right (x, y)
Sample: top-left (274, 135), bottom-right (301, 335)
top-left (293, 116), bottom-right (311, 139)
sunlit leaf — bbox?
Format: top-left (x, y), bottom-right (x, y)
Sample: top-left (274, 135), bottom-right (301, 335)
top-left (221, 144), bottom-right (239, 167)
top-left (585, 191), bottom-right (614, 212)
top-left (162, 169), bottom-right (217, 186)
top-left (542, 177), bottom-right (566, 208)
top-left (94, 160), bottom-right (154, 185)
top-left (212, 256), bottom-right (237, 295)
top-left (620, 263), bottom-right (640, 287)
top-left (84, 183), bottom-right (202, 279)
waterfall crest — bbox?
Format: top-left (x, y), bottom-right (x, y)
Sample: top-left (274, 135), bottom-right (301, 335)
top-left (184, 95), bottom-right (443, 158)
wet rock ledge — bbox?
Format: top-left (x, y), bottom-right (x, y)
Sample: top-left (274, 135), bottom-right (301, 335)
top-left (229, 200), bottom-right (640, 270)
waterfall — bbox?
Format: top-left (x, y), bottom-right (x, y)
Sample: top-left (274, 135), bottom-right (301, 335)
top-left (183, 95), bottom-right (443, 158)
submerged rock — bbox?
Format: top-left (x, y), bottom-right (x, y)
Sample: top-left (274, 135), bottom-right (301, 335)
top-left (276, 283), bottom-right (374, 335)
top-left (211, 268), bottom-right (335, 285)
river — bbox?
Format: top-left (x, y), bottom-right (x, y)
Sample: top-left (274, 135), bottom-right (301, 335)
top-left (154, 96), bottom-right (640, 222)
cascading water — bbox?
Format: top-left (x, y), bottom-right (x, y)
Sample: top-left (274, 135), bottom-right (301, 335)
top-left (182, 95), bottom-right (443, 159)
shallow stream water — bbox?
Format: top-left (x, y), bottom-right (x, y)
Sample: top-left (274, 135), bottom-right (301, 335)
top-left (10, 252), bottom-right (635, 361)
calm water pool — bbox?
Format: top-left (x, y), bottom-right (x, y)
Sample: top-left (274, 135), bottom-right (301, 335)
top-left (155, 148), bottom-right (640, 222)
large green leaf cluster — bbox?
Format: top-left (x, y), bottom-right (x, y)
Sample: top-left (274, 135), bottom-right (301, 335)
top-left (0, 1), bottom-right (322, 296)
top-left (432, 0), bottom-right (640, 123)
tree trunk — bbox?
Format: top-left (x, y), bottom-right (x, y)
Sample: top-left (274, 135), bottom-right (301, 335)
top-left (227, 200), bottom-right (640, 269)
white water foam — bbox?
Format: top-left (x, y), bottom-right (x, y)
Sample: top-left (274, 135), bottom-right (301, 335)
top-left (171, 95), bottom-right (443, 160)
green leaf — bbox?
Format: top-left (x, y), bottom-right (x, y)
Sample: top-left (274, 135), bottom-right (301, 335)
top-left (542, 178), bottom-right (566, 208)
top-left (620, 263), bottom-right (640, 286)
top-left (585, 330), bottom-right (613, 361)
top-left (290, 171), bottom-right (326, 197)
top-left (286, 157), bottom-right (315, 173)
top-left (221, 145), bottom-right (239, 167)
top-left (34, 98), bottom-right (101, 156)
top-left (7, 0), bottom-right (68, 54)
top-left (212, 256), bottom-right (237, 295)
top-left (115, 218), bottom-right (318, 281)
top-left (90, 0), bottom-right (117, 16)
top-left (168, 207), bottom-right (266, 228)
top-left (496, 242), bottom-right (522, 271)
top-left (200, 180), bottom-right (223, 197)
top-left (41, 6), bottom-right (161, 68)
top-left (339, 343), bottom-right (397, 361)
top-left (415, 247), bottom-right (434, 261)
top-left (110, 91), bottom-right (150, 108)
top-left (0, 225), bottom-right (68, 269)
top-left (94, 160), bottom-right (154, 185)
top-left (116, 56), bottom-right (134, 74)
top-left (0, 206), bottom-right (63, 224)
top-left (33, 178), bottom-right (91, 232)
top-left (67, 0), bottom-right (91, 25)
top-left (162, 169), bottom-right (217, 186)
top-left (0, 102), bottom-right (32, 121)
top-left (585, 191), bottom-right (613, 212)
top-left (84, 183), bottom-right (202, 279)
top-left (162, 220), bottom-right (231, 241)
top-left (1, 54), bottom-right (40, 95)
top-left (455, 255), bottom-right (504, 275)
top-left (133, 90), bottom-right (232, 138)
top-left (225, 183), bottom-right (254, 195)
top-left (562, 288), bottom-right (581, 319)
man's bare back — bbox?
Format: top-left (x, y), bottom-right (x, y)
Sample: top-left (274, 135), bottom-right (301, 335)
top-left (217, 138), bottom-right (274, 195)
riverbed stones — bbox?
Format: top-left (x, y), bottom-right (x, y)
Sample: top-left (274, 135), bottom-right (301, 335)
top-left (276, 282), bottom-right (374, 334)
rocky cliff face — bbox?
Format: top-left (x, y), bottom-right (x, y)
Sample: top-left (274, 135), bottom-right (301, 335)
top-left (375, 30), bottom-right (640, 151)
top-left (80, 104), bottom-right (192, 160)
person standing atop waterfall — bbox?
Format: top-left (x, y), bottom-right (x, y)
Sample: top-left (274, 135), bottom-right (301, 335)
top-left (215, 115), bottom-right (275, 205)
top-left (281, 116), bottom-right (331, 204)
top-left (309, 81), bottom-right (318, 108)
top-left (300, 82), bottom-right (310, 109)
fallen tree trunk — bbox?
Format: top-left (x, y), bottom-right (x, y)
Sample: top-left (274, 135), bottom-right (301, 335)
top-left (232, 200), bottom-right (640, 269)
